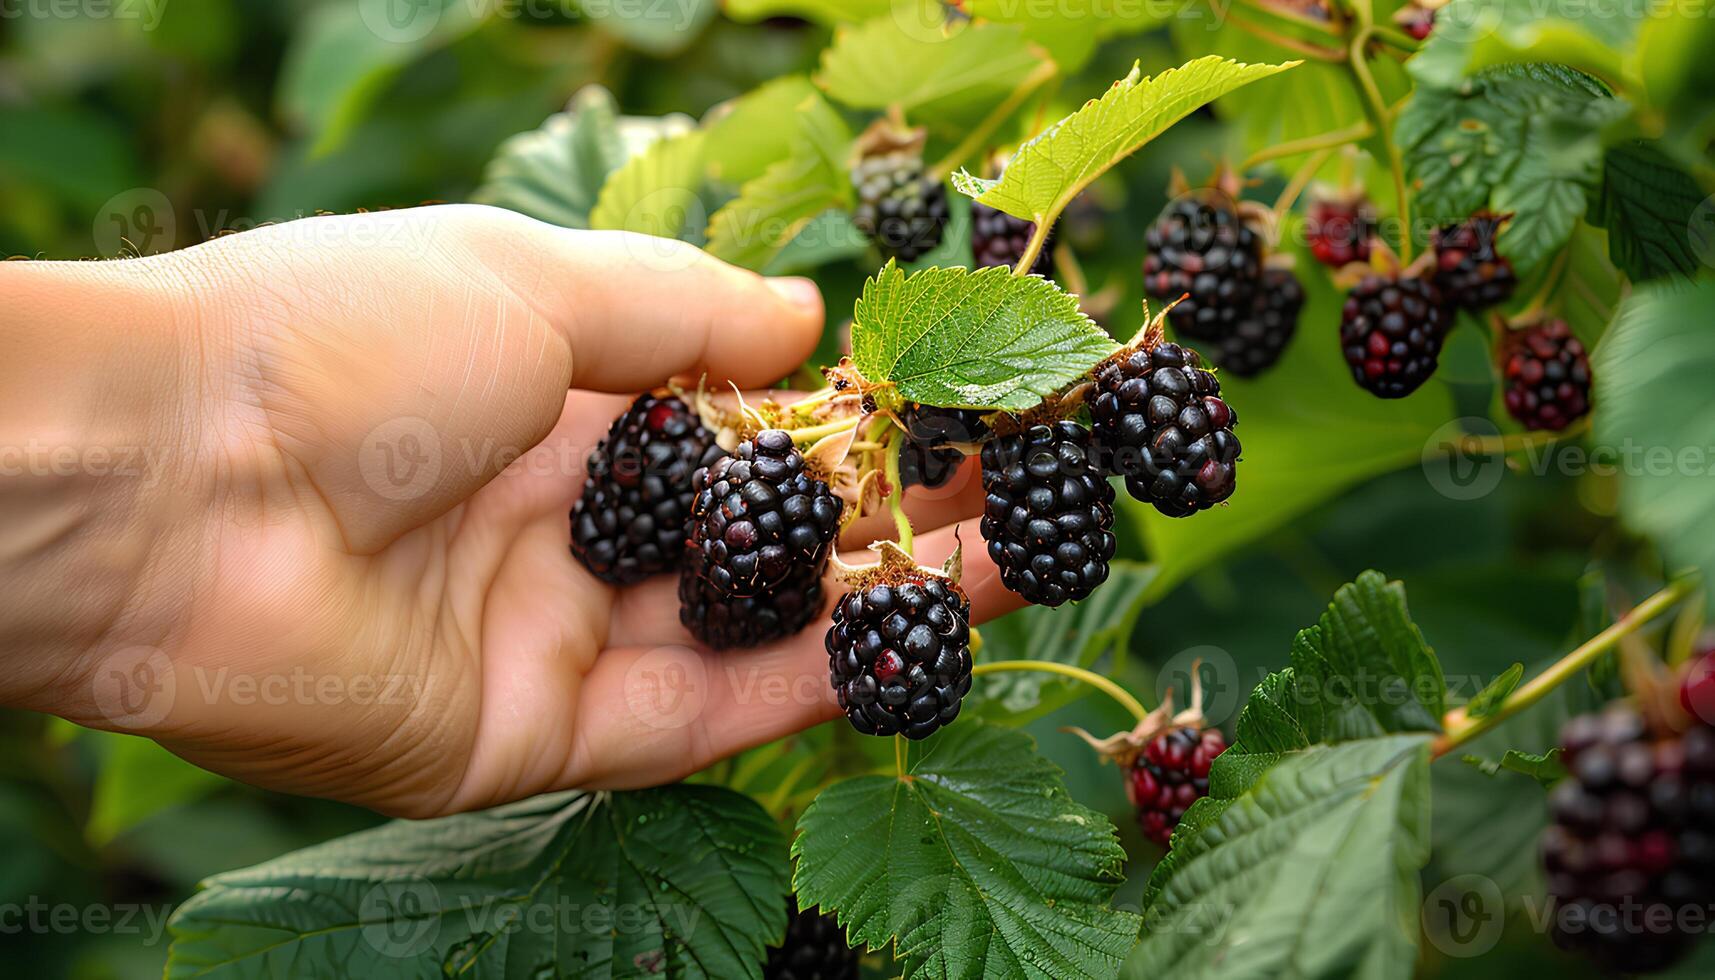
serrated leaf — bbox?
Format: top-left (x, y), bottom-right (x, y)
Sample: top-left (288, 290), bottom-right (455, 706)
top-left (1595, 279), bottom-right (1715, 613)
top-left (1130, 736), bottom-right (1433, 980)
top-left (951, 57), bottom-right (1297, 226)
top-left (705, 89), bottom-right (852, 271)
top-left (793, 724), bottom-right (1140, 980)
top-left (850, 263), bottom-right (1116, 410)
top-left (817, 18), bottom-right (1043, 118)
top-left (1398, 77), bottom-right (1528, 223)
top-left (1464, 662), bottom-right (1523, 720)
top-left (1461, 747), bottom-right (1566, 787)
top-left (702, 76), bottom-right (825, 187)
top-left (1409, 0), bottom-right (1642, 91)
top-left (590, 128), bottom-right (709, 241)
top-left (166, 787), bottom-right (788, 979)
top-left (1589, 140), bottom-right (1708, 282)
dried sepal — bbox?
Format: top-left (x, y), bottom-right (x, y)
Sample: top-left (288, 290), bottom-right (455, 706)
top-left (1065, 660), bottom-right (1210, 769)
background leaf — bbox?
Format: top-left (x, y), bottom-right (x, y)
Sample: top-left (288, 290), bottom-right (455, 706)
top-left (1589, 141), bottom-right (1709, 282)
top-left (589, 128), bottom-right (709, 240)
top-left (816, 18), bottom-right (1042, 118)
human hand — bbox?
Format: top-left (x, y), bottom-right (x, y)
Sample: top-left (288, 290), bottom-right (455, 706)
top-left (0, 205), bottom-right (1020, 816)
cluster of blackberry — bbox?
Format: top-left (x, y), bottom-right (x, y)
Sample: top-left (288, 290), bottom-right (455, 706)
top-left (1128, 726), bottom-right (1228, 847)
top-left (851, 150), bottom-right (949, 263)
top-left (764, 904), bottom-right (859, 980)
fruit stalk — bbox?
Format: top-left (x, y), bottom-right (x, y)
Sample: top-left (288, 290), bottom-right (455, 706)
top-left (884, 426), bottom-right (914, 555)
top-left (972, 660), bottom-right (1149, 723)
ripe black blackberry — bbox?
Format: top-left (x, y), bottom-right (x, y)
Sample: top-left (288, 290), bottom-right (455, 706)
top-left (765, 903), bottom-right (859, 980)
top-left (971, 202), bottom-right (1052, 276)
top-left (898, 441), bottom-right (964, 490)
top-left (1338, 274), bottom-right (1452, 398)
top-left (1542, 707), bottom-right (1715, 973)
top-left (1306, 196), bottom-right (1374, 269)
top-left (687, 430), bottom-right (842, 598)
top-left (828, 575), bottom-right (972, 739)
top-left (570, 393), bottom-right (723, 585)
top-left (851, 151), bottom-right (949, 263)
top-left (1434, 212), bottom-right (1517, 311)
top-left (1089, 343), bottom-right (1239, 517)
top-left (678, 552), bottom-right (824, 650)
top-left (1142, 194), bottom-right (1263, 341)
top-left (900, 403), bottom-right (989, 448)
top-left (1204, 266), bottom-right (1304, 377)
top-left (979, 421), bottom-right (1117, 606)
top-left (1501, 319), bottom-right (1592, 431)
top-left (1128, 726), bottom-right (1228, 847)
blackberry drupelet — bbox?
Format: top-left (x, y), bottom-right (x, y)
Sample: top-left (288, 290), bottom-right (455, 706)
top-left (1338, 274), bottom-right (1452, 398)
top-left (1542, 707), bottom-right (1715, 973)
top-left (1142, 194), bottom-right (1263, 342)
top-left (900, 403), bottom-right (989, 448)
top-left (971, 202), bottom-right (1052, 276)
top-left (764, 903), bottom-right (859, 980)
top-left (1434, 212), bottom-right (1517, 311)
top-left (898, 441), bottom-right (964, 490)
top-left (979, 421), bottom-right (1117, 606)
top-left (687, 430), bottom-right (842, 598)
top-left (1128, 726), bottom-right (1228, 847)
top-left (1500, 319), bottom-right (1592, 431)
top-left (1205, 266), bottom-right (1305, 377)
top-left (570, 393), bottom-right (723, 584)
top-left (678, 552), bottom-right (824, 650)
top-left (827, 576), bottom-right (972, 739)
top-left (1089, 343), bottom-right (1240, 517)
top-left (851, 151), bottom-right (949, 263)
top-left (1306, 196), bottom-right (1374, 268)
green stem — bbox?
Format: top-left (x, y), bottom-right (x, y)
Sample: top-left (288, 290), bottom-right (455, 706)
top-left (884, 429), bottom-right (914, 554)
top-left (1443, 417), bottom-right (1591, 457)
top-left (786, 415), bottom-right (863, 445)
top-left (971, 660), bottom-right (1149, 723)
top-left (929, 60), bottom-right (1058, 181)
top-left (894, 735), bottom-right (908, 779)
top-left (1243, 120), bottom-right (1372, 171)
top-left (1343, 0), bottom-right (1413, 262)
top-left (1433, 580), bottom-right (1698, 757)
top-left (786, 385), bottom-right (844, 415)
top-left (1233, 0), bottom-right (1346, 34)
top-left (1226, 11), bottom-right (1347, 61)
top-left (1013, 219), bottom-right (1053, 277)
top-left (1369, 24), bottom-right (1422, 52)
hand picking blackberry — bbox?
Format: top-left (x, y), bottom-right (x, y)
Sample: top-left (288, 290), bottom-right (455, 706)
top-left (570, 393), bottom-right (723, 584)
top-left (1142, 193), bottom-right (1263, 342)
top-left (1338, 273), bottom-right (1452, 398)
top-left (828, 574), bottom-right (972, 740)
top-left (678, 551), bottom-right (825, 650)
top-left (1500, 319), bottom-right (1592, 431)
top-left (979, 421), bottom-right (1117, 606)
top-left (764, 903), bottom-right (860, 980)
top-left (971, 201), bottom-right (1052, 277)
top-left (687, 429), bottom-right (842, 598)
top-left (851, 150), bottom-right (949, 263)
top-left (1089, 342), bottom-right (1240, 517)
top-left (1129, 726), bottom-right (1228, 847)
top-left (1202, 266), bottom-right (1304, 377)
top-left (1434, 212), bottom-right (1517, 312)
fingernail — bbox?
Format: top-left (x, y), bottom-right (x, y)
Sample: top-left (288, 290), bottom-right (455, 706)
top-left (766, 276), bottom-right (822, 313)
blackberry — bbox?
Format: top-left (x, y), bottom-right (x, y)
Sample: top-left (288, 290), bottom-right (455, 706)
top-left (1542, 707), bottom-right (1715, 973)
top-left (971, 202), bottom-right (1052, 277)
top-left (1395, 0), bottom-right (1436, 40)
top-left (1306, 196), bottom-right (1374, 268)
top-left (979, 421), bottom-right (1117, 606)
top-left (827, 575), bottom-right (972, 739)
top-left (1142, 194), bottom-right (1263, 342)
top-left (851, 151), bottom-right (949, 263)
top-left (1500, 319), bottom-right (1591, 431)
top-left (1434, 213), bottom-right (1517, 311)
top-left (570, 393), bottom-right (723, 585)
top-left (1128, 726), bottom-right (1228, 847)
top-left (1680, 647), bottom-right (1715, 728)
top-left (1089, 343), bottom-right (1239, 517)
top-left (900, 403), bottom-right (989, 448)
top-left (678, 552), bottom-right (824, 650)
top-left (1338, 274), bottom-right (1452, 398)
top-left (765, 903), bottom-right (859, 980)
top-left (687, 430), bottom-right (842, 598)
top-left (898, 441), bottom-right (964, 490)
top-left (1204, 266), bottom-right (1304, 377)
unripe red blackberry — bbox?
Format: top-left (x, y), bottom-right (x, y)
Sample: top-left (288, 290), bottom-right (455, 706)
top-left (571, 393), bottom-right (723, 585)
top-left (1128, 726), bottom-right (1227, 847)
top-left (851, 151), bottom-right (949, 263)
top-left (971, 202), bottom-right (1052, 277)
top-left (1542, 706), bottom-right (1715, 973)
top-left (765, 903), bottom-right (859, 980)
top-left (1500, 319), bottom-right (1592, 431)
top-left (1143, 195), bottom-right (1263, 342)
top-left (1204, 267), bottom-right (1304, 378)
top-left (687, 430), bottom-right (842, 598)
top-left (1306, 196), bottom-right (1374, 268)
top-left (1434, 213), bottom-right (1517, 311)
top-left (1680, 647), bottom-right (1715, 727)
top-left (1338, 274), bottom-right (1452, 398)
top-left (678, 552), bottom-right (825, 650)
top-left (1089, 343), bottom-right (1240, 517)
top-left (1395, 0), bottom-right (1436, 39)
top-left (979, 421), bottom-right (1117, 606)
top-left (828, 575), bottom-right (972, 739)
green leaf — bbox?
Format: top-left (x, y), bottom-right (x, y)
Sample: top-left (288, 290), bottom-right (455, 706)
top-left (1463, 663), bottom-right (1523, 720)
top-left (1594, 279), bottom-right (1715, 613)
top-left (589, 128), bottom-right (709, 240)
top-left (816, 18), bottom-right (1043, 118)
top-left (972, 561), bottom-right (1157, 722)
top-left (583, 0), bottom-right (714, 56)
top-left (87, 733), bottom-right (227, 846)
top-left (1409, 0), bottom-right (1642, 92)
top-left (470, 86), bottom-right (672, 230)
top-left (1130, 736), bottom-right (1433, 980)
top-left (849, 263), bottom-right (1116, 410)
top-left (1589, 141), bottom-right (1709, 282)
top-left (702, 76), bottom-right (827, 187)
top-left (1461, 747), bottom-right (1566, 787)
top-left (166, 787), bottom-right (788, 979)
top-left (793, 723), bottom-right (1140, 980)
top-left (951, 57), bottom-right (1297, 225)
top-left (705, 89), bottom-right (852, 271)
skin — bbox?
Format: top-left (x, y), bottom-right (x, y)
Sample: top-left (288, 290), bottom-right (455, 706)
top-left (0, 204), bottom-right (1021, 818)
